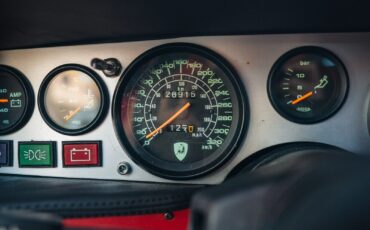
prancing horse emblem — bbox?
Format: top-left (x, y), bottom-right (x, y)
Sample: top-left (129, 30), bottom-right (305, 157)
top-left (173, 142), bottom-right (188, 161)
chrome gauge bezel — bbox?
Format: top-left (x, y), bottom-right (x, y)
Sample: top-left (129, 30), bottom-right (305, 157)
top-left (38, 64), bottom-right (109, 135)
top-left (112, 43), bottom-right (249, 180)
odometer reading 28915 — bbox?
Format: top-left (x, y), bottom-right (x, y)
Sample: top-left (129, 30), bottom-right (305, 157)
top-left (113, 43), bottom-right (248, 179)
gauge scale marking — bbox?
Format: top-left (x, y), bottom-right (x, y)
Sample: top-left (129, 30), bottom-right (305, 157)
top-left (134, 64), bottom-right (229, 151)
top-left (114, 44), bottom-right (247, 179)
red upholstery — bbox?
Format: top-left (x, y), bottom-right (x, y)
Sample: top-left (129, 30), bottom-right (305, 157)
top-left (63, 209), bottom-right (189, 230)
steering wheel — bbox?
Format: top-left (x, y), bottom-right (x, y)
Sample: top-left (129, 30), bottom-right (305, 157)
top-left (190, 144), bottom-right (370, 230)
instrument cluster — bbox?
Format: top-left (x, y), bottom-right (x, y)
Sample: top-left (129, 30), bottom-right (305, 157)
top-left (0, 33), bottom-right (369, 184)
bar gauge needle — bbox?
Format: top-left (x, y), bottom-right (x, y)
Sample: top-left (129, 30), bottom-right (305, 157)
top-left (146, 102), bottom-right (191, 139)
top-left (291, 91), bottom-right (314, 105)
top-left (288, 76), bottom-right (328, 105)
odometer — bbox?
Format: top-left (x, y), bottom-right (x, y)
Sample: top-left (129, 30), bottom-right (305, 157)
top-left (113, 43), bottom-right (248, 179)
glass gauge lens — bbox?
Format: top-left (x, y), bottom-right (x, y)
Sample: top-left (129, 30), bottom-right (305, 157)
top-left (39, 64), bottom-right (108, 135)
top-left (113, 43), bottom-right (248, 179)
top-left (268, 47), bottom-right (348, 124)
top-left (0, 65), bottom-right (34, 135)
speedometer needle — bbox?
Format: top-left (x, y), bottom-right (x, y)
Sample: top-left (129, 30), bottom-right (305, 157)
top-left (291, 91), bottom-right (313, 105)
top-left (146, 102), bottom-right (191, 139)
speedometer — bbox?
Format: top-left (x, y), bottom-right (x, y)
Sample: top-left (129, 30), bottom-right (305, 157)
top-left (113, 43), bottom-right (248, 179)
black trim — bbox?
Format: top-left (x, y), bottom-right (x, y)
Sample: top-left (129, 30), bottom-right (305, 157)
top-left (38, 64), bottom-right (109, 135)
top-left (112, 43), bottom-right (249, 180)
top-left (226, 142), bottom-right (347, 178)
top-left (368, 94), bottom-right (370, 136)
top-left (0, 65), bottom-right (35, 135)
top-left (0, 140), bottom-right (13, 166)
top-left (267, 46), bottom-right (349, 124)
top-left (18, 141), bottom-right (57, 168)
top-left (62, 141), bottom-right (102, 167)
top-left (1, 0), bottom-right (370, 51)
top-left (0, 175), bottom-right (204, 218)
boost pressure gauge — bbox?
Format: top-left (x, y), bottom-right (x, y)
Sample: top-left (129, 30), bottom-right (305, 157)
top-left (0, 65), bottom-right (34, 135)
top-left (39, 64), bottom-right (108, 135)
top-left (268, 47), bottom-right (348, 124)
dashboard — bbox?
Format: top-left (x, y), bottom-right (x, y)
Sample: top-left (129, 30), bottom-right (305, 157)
top-left (0, 33), bottom-right (369, 184)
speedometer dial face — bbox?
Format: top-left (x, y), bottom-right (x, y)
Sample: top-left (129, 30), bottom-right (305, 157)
top-left (268, 47), bottom-right (348, 124)
top-left (39, 64), bottom-right (108, 135)
top-left (113, 43), bottom-right (248, 179)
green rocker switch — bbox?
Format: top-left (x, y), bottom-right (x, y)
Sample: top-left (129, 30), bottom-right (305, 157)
top-left (18, 141), bottom-right (56, 167)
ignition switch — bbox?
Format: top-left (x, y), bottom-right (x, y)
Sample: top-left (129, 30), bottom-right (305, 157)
top-left (91, 58), bottom-right (122, 77)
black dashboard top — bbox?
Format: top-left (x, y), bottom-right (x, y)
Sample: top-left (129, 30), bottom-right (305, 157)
top-left (0, 0), bottom-right (370, 50)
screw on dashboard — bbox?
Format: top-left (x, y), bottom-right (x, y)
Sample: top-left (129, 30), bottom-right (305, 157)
top-left (164, 212), bottom-right (174, 220)
top-left (117, 162), bottom-right (132, 175)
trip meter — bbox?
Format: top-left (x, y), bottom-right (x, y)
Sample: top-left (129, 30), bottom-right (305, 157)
top-left (113, 43), bottom-right (248, 179)
top-left (0, 65), bottom-right (34, 135)
top-left (268, 47), bottom-right (348, 124)
top-left (39, 64), bottom-right (108, 135)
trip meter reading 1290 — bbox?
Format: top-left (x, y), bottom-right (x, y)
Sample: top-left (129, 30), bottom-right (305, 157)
top-left (113, 43), bottom-right (248, 179)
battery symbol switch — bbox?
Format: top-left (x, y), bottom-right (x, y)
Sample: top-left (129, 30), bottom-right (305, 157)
top-left (63, 141), bottom-right (101, 167)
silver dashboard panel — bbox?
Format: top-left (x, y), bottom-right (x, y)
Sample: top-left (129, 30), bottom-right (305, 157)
top-left (0, 33), bottom-right (369, 184)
